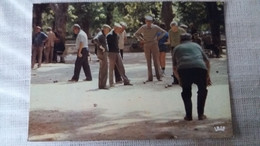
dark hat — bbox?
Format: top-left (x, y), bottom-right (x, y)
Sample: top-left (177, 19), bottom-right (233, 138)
top-left (180, 33), bottom-right (192, 41)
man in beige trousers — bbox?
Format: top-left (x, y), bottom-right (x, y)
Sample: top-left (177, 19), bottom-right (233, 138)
top-left (45, 27), bottom-right (56, 63)
top-left (134, 15), bottom-right (167, 82)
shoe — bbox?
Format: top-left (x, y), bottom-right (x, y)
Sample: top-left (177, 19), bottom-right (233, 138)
top-left (184, 116), bottom-right (193, 121)
top-left (124, 82), bottom-right (133, 86)
top-left (83, 78), bottom-right (92, 81)
top-left (198, 115), bottom-right (207, 120)
top-left (110, 84), bottom-right (115, 87)
top-left (68, 79), bottom-right (78, 82)
top-left (172, 81), bottom-right (179, 85)
top-left (99, 86), bottom-right (109, 90)
top-left (116, 80), bottom-right (123, 84)
top-left (157, 78), bottom-right (162, 81)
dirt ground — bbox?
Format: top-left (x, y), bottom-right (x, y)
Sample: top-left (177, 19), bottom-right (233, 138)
top-left (29, 52), bottom-right (233, 141)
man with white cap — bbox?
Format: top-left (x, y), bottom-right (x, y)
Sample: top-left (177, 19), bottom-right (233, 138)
top-left (93, 24), bottom-right (111, 89)
top-left (134, 15), bottom-right (167, 82)
top-left (68, 24), bottom-right (92, 82)
top-left (118, 21), bottom-right (128, 59)
top-left (167, 20), bottom-right (186, 84)
top-left (114, 21), bottom-right (128, 84)
top-left (107, 23), bottom-right (132, 87)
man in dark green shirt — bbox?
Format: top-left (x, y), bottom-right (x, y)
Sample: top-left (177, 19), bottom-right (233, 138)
top-left (172, 33), bottom-right (211, 121)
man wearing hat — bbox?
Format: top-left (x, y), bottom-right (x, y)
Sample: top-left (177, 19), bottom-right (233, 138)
top-left (118, 21), bottom-right (128, 59)
top-left (134, 15), bottom-right (167, 82)
top-left (107, 23), bottom-right (132, 87)
top-left (68, 24), bottom-right (92, 82)
top-left (44, 27), bottom-right (56, 63)
top-left (32, 26), bottom-right (48, 69)
top-left (167, 20), bottom-right (186, 84)
top-left (172, 33), bottom-right (211, 121)
top-left (92, 24), bottom-right (111, 89)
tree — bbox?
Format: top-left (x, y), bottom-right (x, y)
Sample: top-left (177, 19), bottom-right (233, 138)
top-left (206, 2), bottom-right (223, 46)
top-left (161, 2), bottom-right (175, 30)
top-left (175, 2), bottom-right (225, 47)
top-left (50, 3), bottom-right (69, 42)
top-left (32, 4), bottom-right (49, 28)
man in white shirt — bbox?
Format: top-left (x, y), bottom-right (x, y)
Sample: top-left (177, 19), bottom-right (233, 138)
top-left (69, 24), bottom-right (92, 82)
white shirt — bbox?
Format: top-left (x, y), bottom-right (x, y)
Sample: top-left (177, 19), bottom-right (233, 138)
top-left (118, 30), bottom-right (126, 50)
top-left (76, 30), bottom-right (88, 50)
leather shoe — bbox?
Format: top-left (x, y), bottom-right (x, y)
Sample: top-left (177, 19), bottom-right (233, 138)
top-left (198, 115), bottom-right (207, 120)
top-left (83, 78), bottom-right (92, 81)
top-left (124, 82), bottom-right (133, 86)
top-left (68, 79), bottom-right (78, 82)
top-left (184, 116), bottom-right (193, 121)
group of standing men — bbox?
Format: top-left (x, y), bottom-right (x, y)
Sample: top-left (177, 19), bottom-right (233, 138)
top-left (68, 22), bottom-right (132, 89)
top-left (32, 15), bottom-right (211, 121)
top-left (32, 26), bottom-right (65, 69)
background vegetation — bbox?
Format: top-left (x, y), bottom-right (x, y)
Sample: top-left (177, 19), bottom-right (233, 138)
top-left (33, 2), bottom-right (225, 46)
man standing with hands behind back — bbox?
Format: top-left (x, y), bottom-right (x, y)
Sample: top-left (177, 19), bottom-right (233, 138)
top-left (68, 24), bottom-right (92, 82)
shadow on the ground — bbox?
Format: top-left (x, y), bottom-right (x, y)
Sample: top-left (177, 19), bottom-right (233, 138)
top-left (28, 109), bottom-right (233, 141)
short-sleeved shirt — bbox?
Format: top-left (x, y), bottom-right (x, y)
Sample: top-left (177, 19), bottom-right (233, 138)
top-left (118, 30), bottom-right (126, 50)
top-left (158, 32), bottom-right (169, 52)
top-left (76, 30), bottom-right (88, 50)
top-left (134, 24), bottom-right (166, 43)
top-left (168, 27), bottom-right (186, 47)
top-left (173, 41), bottom-right (209, 70)
top-left (33, 32), bottom-right (48, 47)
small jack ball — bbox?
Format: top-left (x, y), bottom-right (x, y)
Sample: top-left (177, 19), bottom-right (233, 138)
top-left (216, 71), bottom-right (219, 73)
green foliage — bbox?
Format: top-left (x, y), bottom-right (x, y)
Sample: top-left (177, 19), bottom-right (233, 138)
top-left (38, 2), bottom-right (224, 38)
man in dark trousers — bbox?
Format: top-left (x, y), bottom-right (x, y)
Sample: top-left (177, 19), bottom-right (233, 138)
top-left (107, 23), bottom-right (132, 87)
top-left (93, 24), bottom-right (111, 89)
top-left (172, 33), bottom-right (211, 121)
top-left (68, 24), bottom-right (92, 82)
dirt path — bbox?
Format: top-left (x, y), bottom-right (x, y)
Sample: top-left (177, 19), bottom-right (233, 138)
top-left (29, 52), bottom-right (233, 141)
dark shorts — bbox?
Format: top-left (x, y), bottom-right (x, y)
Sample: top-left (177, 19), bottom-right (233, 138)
top-left (159, 45), bottom-right (168, 52)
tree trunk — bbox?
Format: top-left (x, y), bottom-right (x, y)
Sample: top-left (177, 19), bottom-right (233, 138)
top-left (161, 2), bottom-right (175, 31)
top-left (50, 3), bottom-right (68, 43)
top-left (32, 4), bottom-right (48, 28)
top-left (103, 3), bottom-right (114, 26)
top-left (206, 2), bottom-right (221, 47)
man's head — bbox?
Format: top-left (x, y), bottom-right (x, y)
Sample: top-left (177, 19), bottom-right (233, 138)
top-left (102, 24), bottom-right (111, 35)
top-left (170, 21), bottom-right (178, 32)
top-left (46, 27), bottom-right (52, 32)
top-left (119, 21), bottom-right (127, 31)
top-left (113, 23), bottom-right (122, 34)
top-left (145, 15), bottom-right (153, 27)
top-left (180, 33), bottom-right (192, 42)
top-left (72, 24), bottom-right (81, 34)
top-left (35, 26), bottom-right (41, 33)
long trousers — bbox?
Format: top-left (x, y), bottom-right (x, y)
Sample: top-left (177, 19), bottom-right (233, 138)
top-left (71, 48), bottom-right (92, 81)
top-left (178, 68), bottom-right (208, 118)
